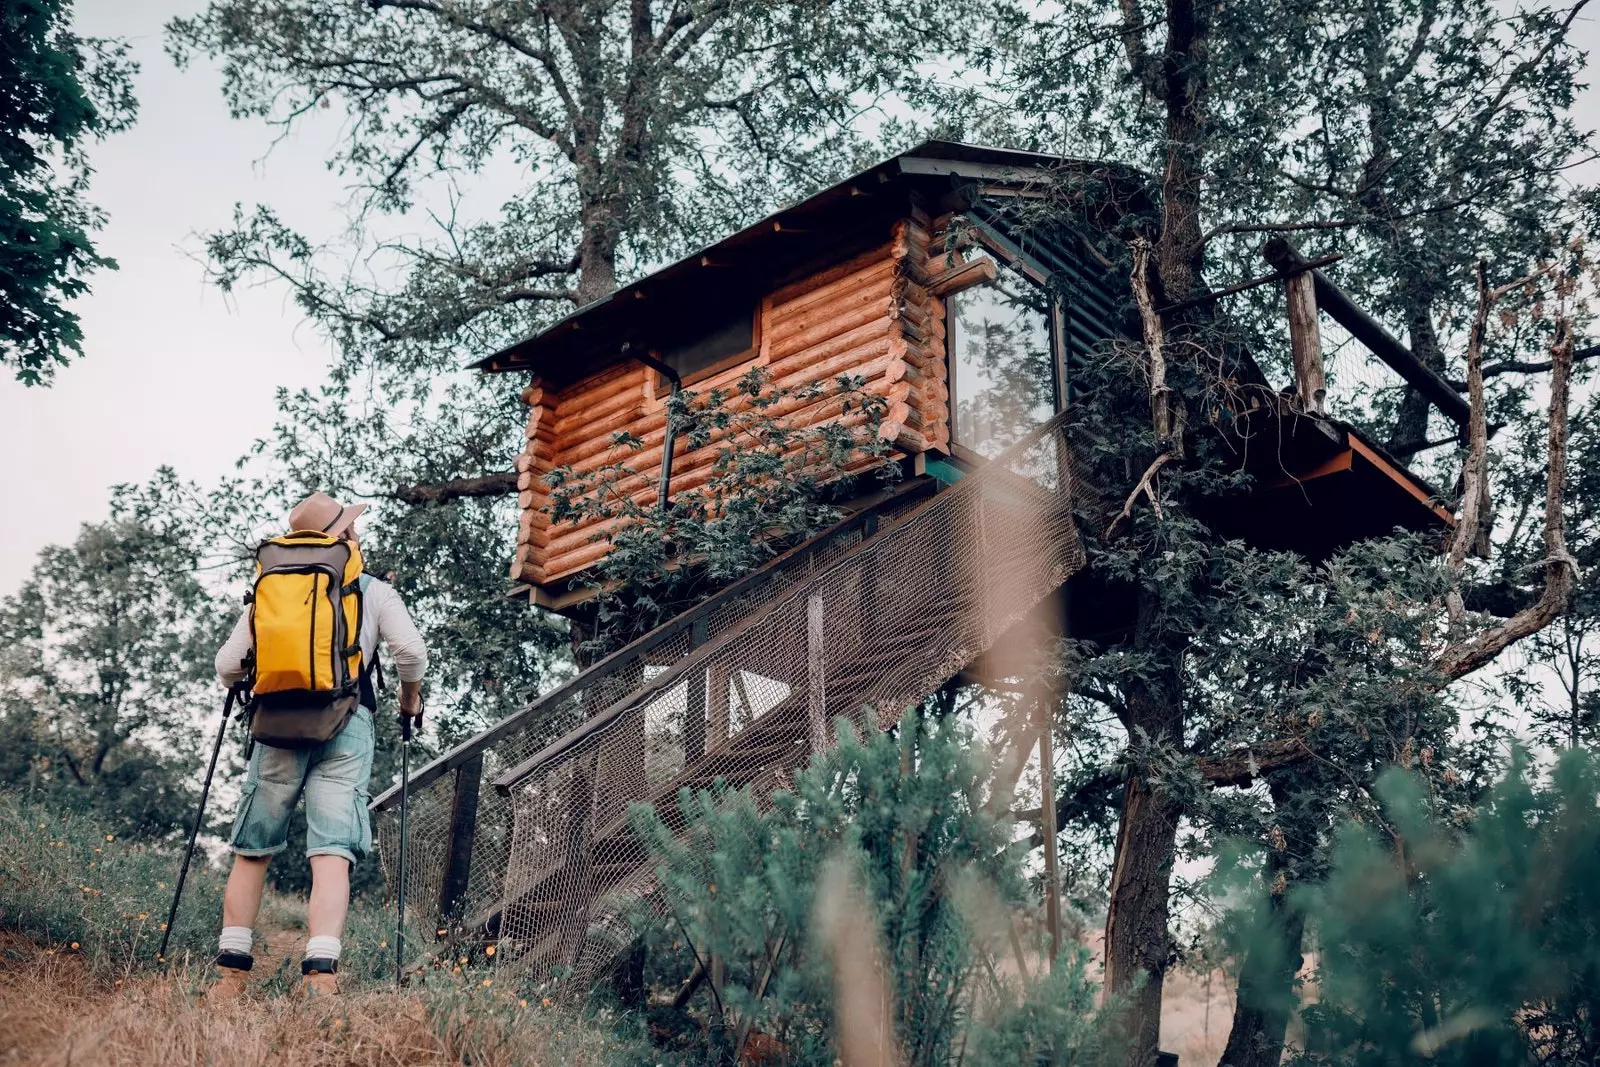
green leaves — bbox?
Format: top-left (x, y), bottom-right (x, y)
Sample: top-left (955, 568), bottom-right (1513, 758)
top-left (548, 368), bottom-right (896, 657)
top-left (1279, 750), bottom-right (1600, 1066)
top-left (632, 712), bottom-right (1124, 1066)
top-left (0, 504), bottom-right (228, 837)
top-left (0, 0), bottom-right (138, 384)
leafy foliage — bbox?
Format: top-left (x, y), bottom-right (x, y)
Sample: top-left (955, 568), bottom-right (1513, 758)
top-left (0, 0), bottom-right (136, 384)
top-left (1274, 750), bottom-right (1600, 1066)
top-left (631, 712), bottom-right (1125, 1066)
top-left (547, 367), bottom-right (896, 656)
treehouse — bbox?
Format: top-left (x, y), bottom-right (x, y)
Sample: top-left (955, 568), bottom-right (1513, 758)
top-left (371, 143), bottom-right (1462, 975)
top-left (476, 141), bottom-right (1453, 620)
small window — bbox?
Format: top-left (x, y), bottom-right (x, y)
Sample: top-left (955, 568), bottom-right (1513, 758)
top-left (656, 302), bottom-right (760, 388)
top-left (947, 261), bottom-right (1057, 458)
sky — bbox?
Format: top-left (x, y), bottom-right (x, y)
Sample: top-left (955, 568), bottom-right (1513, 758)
top-left (0, 1), bottom-right (1597, 599)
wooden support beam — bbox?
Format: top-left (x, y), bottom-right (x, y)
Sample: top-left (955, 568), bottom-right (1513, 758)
top-left (926, 255), bottom-right (998, 298)
top-left (1263, 238), bottom-right (1470, 428)
top-left (1038, 694), bottom-right (1061, 971)
top-left (807, 595), bottom-right (827, 753)
top-left (438, 753), bottom-right (484, 929)
top-left (1285, 269), bottom-right (1325, 413)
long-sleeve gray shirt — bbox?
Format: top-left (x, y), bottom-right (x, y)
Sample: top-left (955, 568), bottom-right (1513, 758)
top-left (214, 576), bottom-right (429, 687)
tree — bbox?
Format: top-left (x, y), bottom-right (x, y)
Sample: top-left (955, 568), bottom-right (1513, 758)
top-left (950, 1), bottom-right (1600, 1062)
top-left (632, 710), bottom-right (1125, 1066)
top-left (0, 482), bottom-right (230, 837)
top-left (547, 367), bottom-right (895, 657)
top-left (0, 0), bottom-right (137, 384)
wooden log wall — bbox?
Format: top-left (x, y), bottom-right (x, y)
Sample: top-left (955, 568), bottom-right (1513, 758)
top-left (511, 216), bottom-right (970, 587)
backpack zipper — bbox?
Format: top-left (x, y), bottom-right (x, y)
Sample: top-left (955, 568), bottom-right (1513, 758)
top-left (309, 573), bottom-right (319, 690)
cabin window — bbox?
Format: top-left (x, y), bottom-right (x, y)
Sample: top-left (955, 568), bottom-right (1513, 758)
top-left (655, 301), bottom-right (761, 389)
top-left (947, 260), bottom-right (1057, 459)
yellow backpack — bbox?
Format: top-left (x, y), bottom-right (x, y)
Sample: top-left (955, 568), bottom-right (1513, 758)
top-left (246, 531), bottom-right (366, 748)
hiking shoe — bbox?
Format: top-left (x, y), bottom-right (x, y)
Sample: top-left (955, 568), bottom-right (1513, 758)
top-left (205, 952), bottom-right (253, 1003)
top-left (301, 957), bottom-right (338, 997)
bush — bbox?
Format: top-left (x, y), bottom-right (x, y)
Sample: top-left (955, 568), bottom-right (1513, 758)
top-left (630, 711), bottom-right (1127, 1066)
top-left (1229, 749), bottom-right (1600, 1066)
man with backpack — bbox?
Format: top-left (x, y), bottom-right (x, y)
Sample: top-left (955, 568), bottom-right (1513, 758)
top-left (207, 492), bottom-right (427, 1000)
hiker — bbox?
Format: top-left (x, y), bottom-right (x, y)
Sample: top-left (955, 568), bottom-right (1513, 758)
top-left (207, 492), bottom-right (427, 1000)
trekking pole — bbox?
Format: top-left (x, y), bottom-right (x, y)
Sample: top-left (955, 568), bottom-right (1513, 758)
top-left (395, 704), bottom-right (420, 987)
top-left (158, 682), bottom-right (243, 963)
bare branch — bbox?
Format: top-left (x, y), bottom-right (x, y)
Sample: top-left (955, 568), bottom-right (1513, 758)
top-left (1117, 0), bottom-right (1164, 97)
top-left (1434, 297), bottom-right (1577, 681)
top-left (1195, 738), bottom-right (1311, 787)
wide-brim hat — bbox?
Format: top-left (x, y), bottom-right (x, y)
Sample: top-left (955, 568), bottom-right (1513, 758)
top-left (288, 491), bottom-right (368, 537)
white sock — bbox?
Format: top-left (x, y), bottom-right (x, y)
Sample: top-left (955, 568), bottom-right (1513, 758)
top-left (304, 935), bottom-right (341, 962)
top-left (217, 926), bottom-right (253, 957)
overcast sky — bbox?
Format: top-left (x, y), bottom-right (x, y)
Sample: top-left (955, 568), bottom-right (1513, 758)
top-left (0, 1), bottom-right (1596, 598)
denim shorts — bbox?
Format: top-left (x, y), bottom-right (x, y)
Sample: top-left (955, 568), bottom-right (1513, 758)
top-left (229, 706), bottom-right (375, 865)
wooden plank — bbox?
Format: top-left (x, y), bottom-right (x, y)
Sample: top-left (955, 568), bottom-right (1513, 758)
top-left (1261, 447), bottom-right (1353, 490)
top-left (1038, 695), bottom-right (1061, 970)
top-left (768, 235), bottom-right (897, 306)
top-left (1263, 238), bottom-right (1468, 427)
top-left (769, 268), bottom-right (897, 328)
top-left (438, 753), bottom-right (483, 928)
top-left (1286, 271), bottom-right (1325, 413)
top-left (766, 300), bottom-right (896, 361)
top-left (1347, 436), bottom-right (1455, 525)
top-left (927, 255), bottom-right (998, 298)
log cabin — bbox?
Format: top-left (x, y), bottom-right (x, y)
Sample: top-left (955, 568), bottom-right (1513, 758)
top-left (475, 140), bottom-right (1454, 625)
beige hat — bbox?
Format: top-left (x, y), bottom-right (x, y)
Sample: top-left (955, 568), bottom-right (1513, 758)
top-left (287, 491), bottom-right (367, 537)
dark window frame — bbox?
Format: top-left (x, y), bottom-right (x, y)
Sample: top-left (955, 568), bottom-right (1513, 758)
top-left (651, 303), bottom-right (764, 392)
top-left (944, 220), bottom-right (1070, 455)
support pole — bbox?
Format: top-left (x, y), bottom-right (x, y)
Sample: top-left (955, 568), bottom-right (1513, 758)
top-left (1285, 269), bottom-right (1325, 414)
top-left (807, 595), bottom-right (827, 753)
top-left (438, 753), bottom-right (483, 930)
top-left (1264, 237), bottom-right (1468, 428)
top-left (1038, 693), bottom-right (1061, 971)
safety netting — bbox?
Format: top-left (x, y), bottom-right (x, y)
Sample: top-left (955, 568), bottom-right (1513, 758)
top-left (468, 410), bottom-right (1090, 980)
top-left (371, 483), bottom-right (938, 945)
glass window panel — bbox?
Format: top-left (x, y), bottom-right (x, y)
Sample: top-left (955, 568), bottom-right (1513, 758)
top-left (948, 261), bottom-right (1056, 459)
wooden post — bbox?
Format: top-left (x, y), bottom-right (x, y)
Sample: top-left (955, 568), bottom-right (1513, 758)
top-left (438, 753), bottom-right (484, 930)
top-left (708, 662), bottom-right (731, 750)
top-left (807, 594), bottom-right (827, 753)
top-left (685, 619), bottom-right (708, 761)
top-left (1037, 694), bottom-right (1061, 971)
top-left (1285, 269), bottom-right (1325, 413)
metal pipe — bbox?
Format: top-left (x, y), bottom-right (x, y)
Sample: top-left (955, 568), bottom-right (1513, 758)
top-left (622, 345), bottom-right (683, 508)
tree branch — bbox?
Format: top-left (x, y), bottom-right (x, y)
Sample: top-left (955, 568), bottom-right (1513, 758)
top-left (1194, 737), bottom-right (1311, 788)
top-left (1434, 289), bottom-right (1577, 681)
top-left (391, 471), bottom-right (518, 506)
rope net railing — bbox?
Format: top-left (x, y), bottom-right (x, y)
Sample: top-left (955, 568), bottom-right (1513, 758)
top-left (489, 412), bottom-right (1090, 980)
top-left (373, 486), bottom-right (936, 940)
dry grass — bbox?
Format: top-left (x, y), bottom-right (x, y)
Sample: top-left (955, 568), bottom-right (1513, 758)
top-left (0, 932), bottom-right (642, 1066)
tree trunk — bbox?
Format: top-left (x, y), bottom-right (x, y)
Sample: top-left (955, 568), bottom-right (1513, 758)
top-left (1103, 772), bottom-right (1183, 1067)
top-left (1104, 596), bottom-right (1188, 1067)
top-left (1385, 296), bottom-right (1448, 455)
top-left (575, 194), bottom-right (620, 306)
top-left (1219, 850), bottom-right (1307, 1067)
